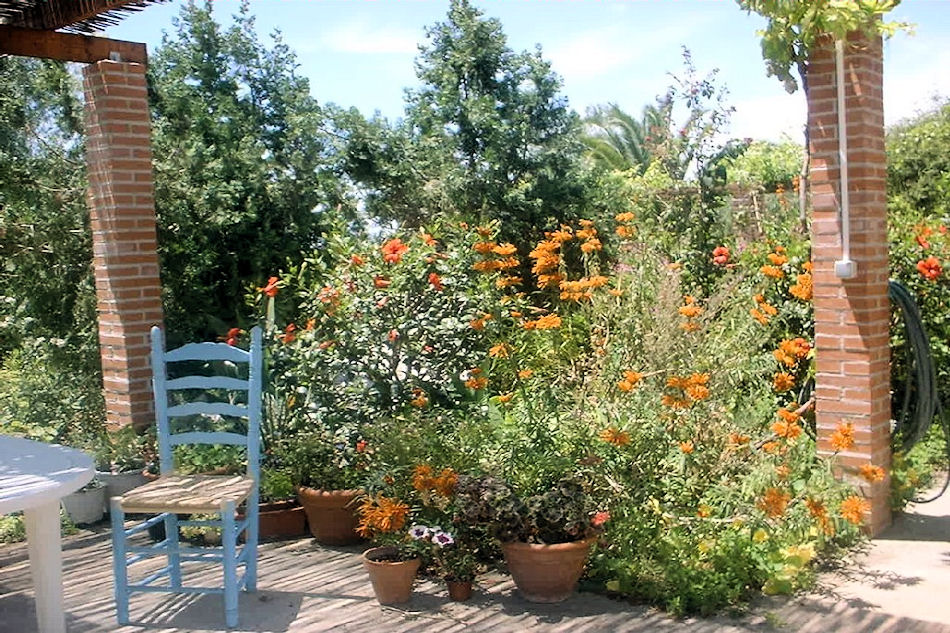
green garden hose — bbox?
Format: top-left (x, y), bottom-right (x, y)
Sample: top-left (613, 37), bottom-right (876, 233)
top-left (888, 279), bottom-right (949, 503)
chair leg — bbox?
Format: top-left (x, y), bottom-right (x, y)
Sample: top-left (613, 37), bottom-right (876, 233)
top-left (245, 497), bottom-right (258, 592)
top-left (110, 498), bottom-right (130, 625)
top-left (222, 501), bottom-right (239, 628)
top-left (164, 513), bottom-right (182, 589)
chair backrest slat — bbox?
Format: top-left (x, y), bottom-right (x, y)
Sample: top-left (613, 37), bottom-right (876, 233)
top-left (151, 326), bottom-right (263, 475)
top-left (168, 431), bottom-right (249, 447)
top-left (166, 402), bottom-right (248, 419)
top-left (164, 341), bottom-right (251, 363)
top-left (165, 376), bottom-right (249, 391)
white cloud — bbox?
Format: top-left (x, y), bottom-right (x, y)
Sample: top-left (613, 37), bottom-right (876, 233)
top-left (319, 20), bottom-right (421, 55)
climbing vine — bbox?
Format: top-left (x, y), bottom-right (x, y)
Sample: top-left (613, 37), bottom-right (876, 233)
top-left (736, 0), bottom-right (910, 94)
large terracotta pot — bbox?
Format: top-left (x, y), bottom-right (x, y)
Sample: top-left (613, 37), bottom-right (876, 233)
top-left (362, 546), bottom-right (420, 605)
top-left (501, 538), bottom-right (594, 603)
top-left (238, 500), bottom-right (308, 541)
top-left (296, 487), bottom-right (362, 545)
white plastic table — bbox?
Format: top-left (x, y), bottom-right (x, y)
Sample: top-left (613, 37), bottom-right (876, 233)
top-left (0, 436), bottom-right (94, 633)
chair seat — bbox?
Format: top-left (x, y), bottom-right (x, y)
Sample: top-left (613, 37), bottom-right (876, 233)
top-left (118, 474), bottom-right (255, 514)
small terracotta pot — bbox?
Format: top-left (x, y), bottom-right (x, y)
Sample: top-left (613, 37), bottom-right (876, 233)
top-left (296, 487), bottom-right (362, 545)
top-left (446, 579), bottom-right (473, 602)
top-left (501, 538), bottom-right (594, 603)
top-left (362, 546), bottom-right (421, 605)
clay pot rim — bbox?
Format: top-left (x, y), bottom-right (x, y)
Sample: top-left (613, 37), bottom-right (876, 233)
top-left (501, 537), bottom-right (595, 552)
top-left (296, 486), bottom-right (362, 497)
top-left (362, 546), bottom-right (419, 565)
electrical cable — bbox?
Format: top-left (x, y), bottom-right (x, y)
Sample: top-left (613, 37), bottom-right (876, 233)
top-left (888, 279), bottom-right (949, 503)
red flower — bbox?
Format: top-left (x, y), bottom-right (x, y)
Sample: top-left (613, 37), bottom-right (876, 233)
top-left (259, 276), bottom-right (279, 298)
top-left (388, 329), bottom-right (399, 342)
top-left (381, 238), bottom-right (409, 264)
top-left (356, 440), bottom-right (367, 453)
top-left (373, 276), bottom-right (391, 289)
top-left (227, 327), bottom-right (241, 346)
top-left (712, 246), bottom-right (730, 266)
top-left (428, 272), bottom-right (443, 291)
top-left (917, 256), bottom-right (942, 281)
top-left (592, 511), bottom-right (610, 527)
top-left (351, 254), bottom-right (365, 266)
top-left (280, 323), bottom-right (296, 344)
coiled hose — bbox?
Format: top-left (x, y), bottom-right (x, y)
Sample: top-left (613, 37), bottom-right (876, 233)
top-left (889, 279), bottom-right (949, 503)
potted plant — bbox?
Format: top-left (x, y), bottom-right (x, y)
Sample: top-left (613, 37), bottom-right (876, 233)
top-left (285, 431), bottom-right (368, 545)
top-left (434, 531), bottom-right (479, 601)
top-left (93, 425), bottom-right (151, 503)
top-left (61, 478), bottom-right (106, 525)
top-left (454, 474), bottom-right (605, 603)
top-left (238, 467), bottom-right (307, 540)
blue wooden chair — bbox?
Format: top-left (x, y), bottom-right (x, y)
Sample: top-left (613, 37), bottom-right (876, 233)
top-left (110, 325), bottom-right (263, 628)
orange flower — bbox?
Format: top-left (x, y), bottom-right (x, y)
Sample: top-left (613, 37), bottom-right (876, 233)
top-left (497, 275), bottom-right (523, 288)
top-left (357, 495), bottom-right (410, 537)
top-left (685, 384), bottom-right (710, 401)
top-left (859, 463), bottom-right (886, 483)
top-left (532, 313), bottom-right (562, 330)
top-left (428, 272), bottom-right (443, 291)
top-left (381, 238), bottom-right (409, 264)
top-left (475, 225), bottom-right (492, 237)
top-left (773, 338), bottom-right (811, 366)
top-left (760, 265), bottom-right (785, 279)
top-left (592, 510), bottom-right (611, 526)
top-left (729, 432), bottom-right (750, 446)
top-left (497, 392), bottom-right (514, 403)
top-left (259, 276), bottom-right (280, 297)
top-left (830, 422), bottom-right (855, 452)
top-left (412, 464), bottom-right (434, 491)
top-left (790, 272), bottom-right (813, 301)
top-left (549, 227), bottom-right (573, 243)
top-left (492, 243), bottom-right (518, 256)
top-left (599, 427), bottom-right (631, 447)
top-left (608, 288), bottom-right (623, 296)
top-left (679, 305), bottom-right (703, 318)
top-left (421, 232), bottom-right (437, 247)
top-left (762, 441), bottom-right (781, 454)
top-left (488, 343), bottom-right (510, 358)
top-left (679, 440), bottom-right (694, 454)
top-left (472, 260), bottom-right (502, 273)
top-left (350, 254), bottom-right (366, 266)
top-left (917, 256), bottom-right (942, 281)
top-left (660, 394), bottom-right (690, 409)
top-left (680, 321), bottom-right (701, 332)
top-left (615, 225), bottom-right (634, 238)
top-left (434, 468), bottom-right (458, 497)
top-left (758, 487), bottom-right (791, 518)
top-left (615, 212), bottom-right (635, 223)
top-left (772, 411), bottom-right (802, 440)
top-left (915, 224), bottom-right (933, 249)
top-left (465, 375), bottom-right (488, 390)
top-left (805, 497), bottom-right (834, 536)
top-left (617, 370), bottom-right (643, 393)
top-left (517, 369), bottom-right (534, 380)
top-left (580, 238), bottom-right (603, 253)
top-left (373, 276), bottom-right (391, 289)
top-left (840, 495), bottom-right (870, 525)
top-left (750, 308), bottom-right (770, 325)
top-left (773, 372), bottom-right (796, 392)
top-left (712, 245), bottom-right (730, 266)
top-left (767, 252), bottom-right (789, 266)
top-left (473, 241), bottom-right (497, 255)
top-left (802, 261), bottom-right (813, 272)
top-left (775, 464), bottom-right (790, 480)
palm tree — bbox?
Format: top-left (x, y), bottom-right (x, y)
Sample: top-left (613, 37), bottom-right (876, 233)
top-left (582, 102), bottom-right (667, 173)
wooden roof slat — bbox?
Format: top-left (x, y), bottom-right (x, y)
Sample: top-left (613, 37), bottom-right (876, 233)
top-left (0, 0), bottom-right (167, 34)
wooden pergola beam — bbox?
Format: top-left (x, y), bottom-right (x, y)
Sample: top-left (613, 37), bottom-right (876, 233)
top-left (9, 0), bottom-right (146, 32)
top-left (0, 25), bottom-right (146, 64)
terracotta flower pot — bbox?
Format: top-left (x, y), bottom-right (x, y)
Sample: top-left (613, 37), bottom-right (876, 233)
top-left (237, 500), bottom-right (308, 541)
top-left (446, 579), bottom-right (473, 602)
top-left (296, 487), bottom-right (362, 545)
top-left (501, 538), bottom-right (594, 603)
top-left (362, 546), bottom-right (421, 605)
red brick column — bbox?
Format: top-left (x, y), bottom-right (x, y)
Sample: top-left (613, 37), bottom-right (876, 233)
top-left (83, 60), bottom-right (163, 431)
top-left (808, 33), bottom-right (891, 535)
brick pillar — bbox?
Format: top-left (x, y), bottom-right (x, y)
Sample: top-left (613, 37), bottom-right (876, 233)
top-left (808, 33), bottom-right (891, 535)
top-left (83, 60), bottom-right (163, 430)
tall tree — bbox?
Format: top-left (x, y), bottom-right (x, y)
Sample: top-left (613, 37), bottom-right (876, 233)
top-left (150, 1), bottom-right (347, 341)
top-left (389, 0), bottom-right (593, 241)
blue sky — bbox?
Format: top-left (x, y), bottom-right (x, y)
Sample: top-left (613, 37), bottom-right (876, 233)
top-left (109, 0), bottom-right (950, 142)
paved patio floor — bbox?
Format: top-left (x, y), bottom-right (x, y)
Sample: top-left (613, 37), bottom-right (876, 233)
top-left (2, 489), bottom-right (950, 633)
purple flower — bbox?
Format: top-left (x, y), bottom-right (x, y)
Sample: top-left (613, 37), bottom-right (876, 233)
top-left (408, 525), bottom-right (430, 540)
top-left (432, 531), bottom-right (455, 547)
